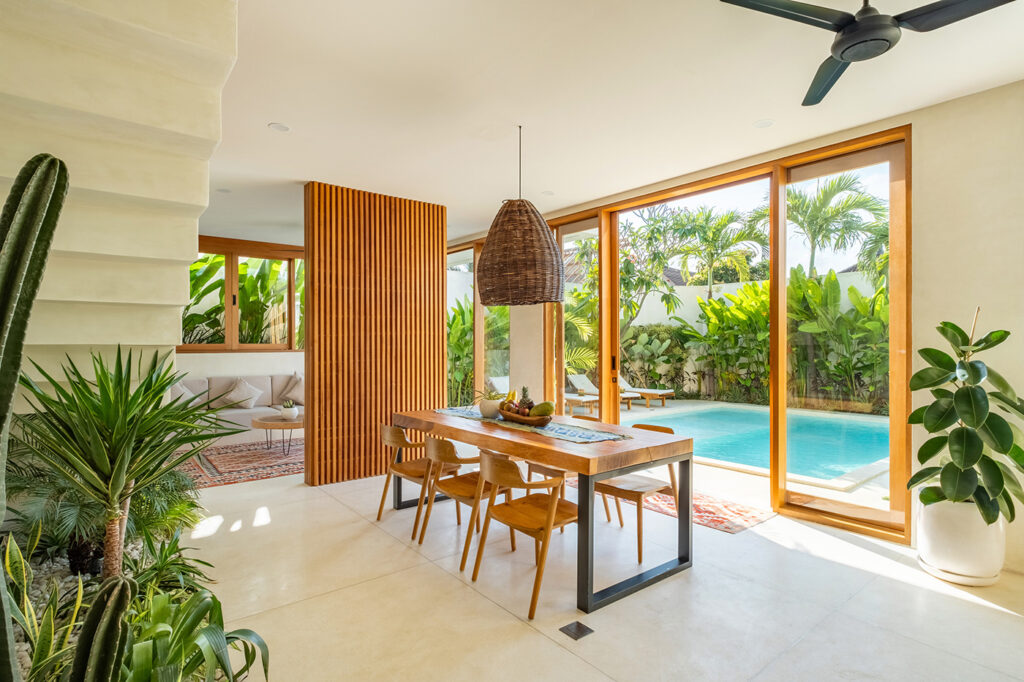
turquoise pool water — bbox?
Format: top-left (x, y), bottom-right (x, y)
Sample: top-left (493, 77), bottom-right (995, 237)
top-left (625, 405), bottom-right (889, 480)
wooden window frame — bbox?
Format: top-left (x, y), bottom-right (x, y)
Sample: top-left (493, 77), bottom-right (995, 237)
top-left (546, 126), bottom-right (912, 544)
top-left (177, 236), bottom-right (305, 353)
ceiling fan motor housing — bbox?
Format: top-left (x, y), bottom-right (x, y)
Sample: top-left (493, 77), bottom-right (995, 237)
top-left (831, 7), bottom-right (901, 62)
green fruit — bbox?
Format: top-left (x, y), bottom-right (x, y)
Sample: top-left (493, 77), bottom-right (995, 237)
top-left (529, 401), bottom-right (555, 417)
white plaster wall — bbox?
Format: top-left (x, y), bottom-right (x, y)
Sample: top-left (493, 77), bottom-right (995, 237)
top-left (509, 305), bottom-right (546, 400)
top-left (0, 0), bottom-right (237, 379)
top-left (545, 80), bottom-right (1024, 571)
top-left (175, 352), bottom-right (304, 379)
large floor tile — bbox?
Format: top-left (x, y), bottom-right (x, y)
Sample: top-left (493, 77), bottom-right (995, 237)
top-left (230, 562), bottom-right (611, 682)
top-left (191, 493), bottom-right (427, 619)
top-left (752, 612), bottom-right (1016, 681)
top-left (197, 473), bottom-right (325, 515)
top-left (839, 567), bottom-right (1024, 678)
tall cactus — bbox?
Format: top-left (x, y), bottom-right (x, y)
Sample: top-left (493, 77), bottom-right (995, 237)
top-left (68, 576), bottom-right (137, 682)
top-left (0, 154), bottom-right (69, 682)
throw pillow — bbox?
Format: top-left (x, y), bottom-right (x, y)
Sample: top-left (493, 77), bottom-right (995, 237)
top-left (213, 379), bottom-right (263, 409)
top-left (165, 382), bottom-right (195, 405)
top-left (283, 374), bottom-right (305, 405)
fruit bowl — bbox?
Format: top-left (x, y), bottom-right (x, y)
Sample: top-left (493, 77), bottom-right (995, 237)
top-left (498, 408), bottom-right (552, 427)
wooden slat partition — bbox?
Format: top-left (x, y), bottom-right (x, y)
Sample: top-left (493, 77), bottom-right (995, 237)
top-left (304, 182), bottom-right (446, 485)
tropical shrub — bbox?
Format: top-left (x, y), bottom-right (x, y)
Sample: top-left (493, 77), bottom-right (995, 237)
top-left (446, 296), bottom-right (474, 406)
top-left (124, 588), bottom-right (269, 682)
top-left (14, 349), bottom-right (240, 578)
top-left (180, 254), bottom-right (226, 344)
top-left (906, 316), bottom-right (1024, 525)
top-left (122, 530), bottom-right (213, 595)
top-left (620, 324), bottom-right (686, 391)
top-left (677, 281), bottom-right (771, 405)
top-left (787, 266), bottom-right (889, 411)
top-left (238, 257), bottom-right (288, 344)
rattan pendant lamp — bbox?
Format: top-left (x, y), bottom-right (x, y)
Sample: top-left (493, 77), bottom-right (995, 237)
top-left (476, 126), bottom-right (564, 306)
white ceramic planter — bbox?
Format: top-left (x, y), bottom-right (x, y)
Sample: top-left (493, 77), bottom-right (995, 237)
top-left (479, 399), bottom-right (502, 419)
top-left (280, 406), bottom-right (299, 420)
top-left (918, 499), bottom-right (1006, 586)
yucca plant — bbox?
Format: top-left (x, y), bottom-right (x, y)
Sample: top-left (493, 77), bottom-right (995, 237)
top-left (123, 530), bottom-right (213, 595)
top-left (1, 153), bottom-right (70, 682)
top-left (125, 589), bottom-right (268, 682)
top-left (907, 310), bottom-right (1024, 524)
top-left (13, 348), bottom-right (241, 579)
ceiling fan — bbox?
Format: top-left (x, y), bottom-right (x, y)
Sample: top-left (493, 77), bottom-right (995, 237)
top-left (720, 0), bottom-right (1017, 105)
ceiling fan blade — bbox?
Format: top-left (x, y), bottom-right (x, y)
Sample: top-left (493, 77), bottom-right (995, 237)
top-left (720, 0), bottom-right (856, 31)
top-left (802, 56), bottom-right (850, 106)
top-left (895, 0), bottom-right (1016, 32)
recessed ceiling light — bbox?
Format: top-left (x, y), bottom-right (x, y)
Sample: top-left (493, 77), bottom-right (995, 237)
top-left (267, 122), bottom-right (290, 132)
top-left (215, 188), bottom-right (231, 194)
top-left (752, 119), bottom-right (774, 128)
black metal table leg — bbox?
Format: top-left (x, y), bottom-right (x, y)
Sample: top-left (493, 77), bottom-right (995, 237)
top-left (391, 446), bottom-right (451, 510)
top-left (576, 454), bottom-right (693, 613)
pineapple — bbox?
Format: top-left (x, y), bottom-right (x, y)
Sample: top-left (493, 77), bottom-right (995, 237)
top-left (519, 386), bottom-right (534, 415)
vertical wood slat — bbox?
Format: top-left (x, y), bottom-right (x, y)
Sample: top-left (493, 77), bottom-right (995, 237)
top-left (303, 182), bottom-right (447, 485)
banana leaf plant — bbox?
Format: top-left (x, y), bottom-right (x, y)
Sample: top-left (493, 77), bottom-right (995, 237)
top-left (907, 312), bottom-right (1024, 524)
top-left (446, 296), bottom-right (474, 407)
top-left (181, 254), bottom-right (226, 345)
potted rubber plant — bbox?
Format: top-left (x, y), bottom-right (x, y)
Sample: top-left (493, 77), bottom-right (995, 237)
top-left (907, 310), bottom-right (1024, 585)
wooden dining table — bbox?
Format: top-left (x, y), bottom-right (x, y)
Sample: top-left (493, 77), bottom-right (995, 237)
top-left (393, 409), bottom-right (694, 613)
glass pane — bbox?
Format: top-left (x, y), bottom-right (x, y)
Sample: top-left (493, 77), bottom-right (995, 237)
top-left (785, 162), bottom-right (891, 511)
top-left (484, 306), bottom-right (509, 397)
top-left (182, 253), bottom-right (226, 344)
top-left (616, 179), bottom-right (771, 461)
top-left (562, 228), bottom-right (599, 416)
top-left (294, 258), bottom-right (305, 350)
top-left (446, 249), bottom-right (474, 407)
top-left (238, 257), bottom-right (289, 344)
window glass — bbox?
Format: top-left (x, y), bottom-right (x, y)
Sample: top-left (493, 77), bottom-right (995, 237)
top-left (238, 257), bottom-right (289, 344)
top-left (182, 253), bottom-right (226, 344)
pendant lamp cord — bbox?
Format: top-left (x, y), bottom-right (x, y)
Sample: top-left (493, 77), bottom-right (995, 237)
top-left (518, 124), bottom-right (522, 199)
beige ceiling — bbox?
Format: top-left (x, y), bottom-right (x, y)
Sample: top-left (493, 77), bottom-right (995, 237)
top-left (201, 0), bottom-right (1024, 243)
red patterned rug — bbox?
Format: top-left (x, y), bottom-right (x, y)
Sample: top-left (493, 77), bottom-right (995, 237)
top-left (179, 439), bottom-right (304, 488)
top-left (566, 479), bottom-right (773, 533)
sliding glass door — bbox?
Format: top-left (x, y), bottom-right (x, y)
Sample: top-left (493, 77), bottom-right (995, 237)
top-left (558, 224), bottom-right (602, 416)
top-left (778, 142), bottom-right (909, 528)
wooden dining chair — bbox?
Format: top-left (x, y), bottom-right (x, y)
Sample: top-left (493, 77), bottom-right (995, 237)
top-left (527, 414), bottom-right (613, 523)
top-left (471, 451), bottom-right (579, 619)
top-left (417, 438), bottom-right (516, 561)
top-left (594, 423), bottom-right (679, 563)
top-left (377, 425), bottom-right (459, 540)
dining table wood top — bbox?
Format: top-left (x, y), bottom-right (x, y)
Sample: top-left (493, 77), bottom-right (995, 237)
top-left (393, 410), bottom-right (693, 476)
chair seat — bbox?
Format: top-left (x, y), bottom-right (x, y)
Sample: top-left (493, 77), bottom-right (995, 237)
top-left (636, 388), bottom-right (674, 396)
top-left (392, 458), bottom-right (458, 481)
top-left (436, 471), bottom-right (496, 500)
top-left (489, 493), bottom-right (578, 533)
top-left (596, 473), bottom-right (673, 498)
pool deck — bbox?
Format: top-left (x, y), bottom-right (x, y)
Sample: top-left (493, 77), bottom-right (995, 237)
top-left (565, 398), bottom-right (890, 512)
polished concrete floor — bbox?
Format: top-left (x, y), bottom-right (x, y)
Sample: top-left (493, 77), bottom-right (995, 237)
top-left (191, 471), bottom-right (1024, 681)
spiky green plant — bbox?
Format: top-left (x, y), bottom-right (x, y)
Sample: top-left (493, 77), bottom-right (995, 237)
top-left (0, 153), bottom-right (70, 682)
top-left (14, 349), bottom-right (241, 579)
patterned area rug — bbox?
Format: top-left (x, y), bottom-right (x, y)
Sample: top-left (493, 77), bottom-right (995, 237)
top-left (567, 479), bottom-right (774, 534)
top-left (179, 439), bottom-right (304, 488)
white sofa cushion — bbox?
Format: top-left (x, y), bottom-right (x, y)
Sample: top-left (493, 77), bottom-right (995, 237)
top-left (212, 379), bottom-right (263, 409)
top-left (283, 375), bottom-right (305, 405)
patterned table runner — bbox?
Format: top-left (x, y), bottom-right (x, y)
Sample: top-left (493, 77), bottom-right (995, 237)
top-left (436, 406), bottom-right (630, 444)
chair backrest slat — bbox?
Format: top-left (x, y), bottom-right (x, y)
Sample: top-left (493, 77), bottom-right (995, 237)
top-left (479, 452), bottom-right (530, 489)
top-left (381, 424), bottom-right (414, 449)
top-left (425, 437), bottom-right (479, 465)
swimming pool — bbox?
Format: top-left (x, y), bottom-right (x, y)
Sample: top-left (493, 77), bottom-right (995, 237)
top-left (623, 405), bottom-right (889, 480)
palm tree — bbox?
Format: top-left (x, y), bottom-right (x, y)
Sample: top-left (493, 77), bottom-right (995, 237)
top-left (784, 173), bottom-right (886, 275)
top-left (856, 219), bottom-right (890, 287)
top-left (673, 207), bottom-right (768, 299)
